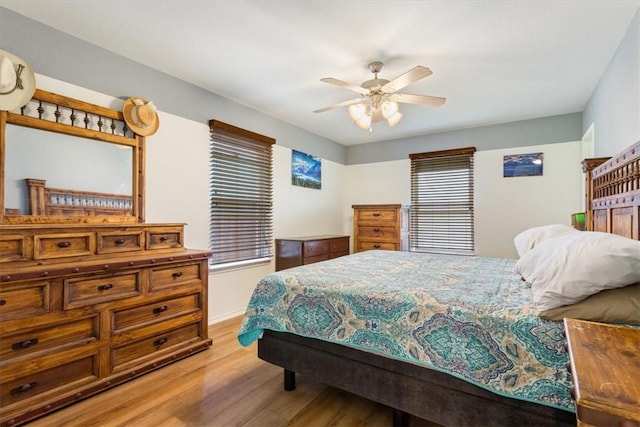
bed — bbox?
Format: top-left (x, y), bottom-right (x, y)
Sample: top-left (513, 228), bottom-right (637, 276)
top-left (237, 139), bottom-right (640, 427)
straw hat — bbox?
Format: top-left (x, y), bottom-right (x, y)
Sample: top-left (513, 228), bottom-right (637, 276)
top-left (0, 50), bottom-right (36, 111)
top-left (122, 97), bottom-right (159, 136)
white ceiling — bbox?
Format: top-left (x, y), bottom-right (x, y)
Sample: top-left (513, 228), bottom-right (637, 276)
top-left (2, 1), bottom-right (639, 146)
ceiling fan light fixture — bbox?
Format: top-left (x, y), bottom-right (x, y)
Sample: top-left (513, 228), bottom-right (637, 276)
top-left (317, 60), bottom-right (444, 132)
top-left (355, 114), bottom-right (372, 129)
top-left (371, 107), bottom-right (384, 123)
top-left (387, 111), bottom-right (403, 127)
top-left (381, 101), bottom-right (399, 119)
top-left (348, 103), bottom-right (367, 121)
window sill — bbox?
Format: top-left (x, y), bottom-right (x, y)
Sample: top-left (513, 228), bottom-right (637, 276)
top-left (208, 257), bottom-right (272, 273)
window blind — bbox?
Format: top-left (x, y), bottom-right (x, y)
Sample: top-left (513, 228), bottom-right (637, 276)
top-left (409, 147), bottom-right (476, 255)
top-left (209, 120), bottom-right (274, 265)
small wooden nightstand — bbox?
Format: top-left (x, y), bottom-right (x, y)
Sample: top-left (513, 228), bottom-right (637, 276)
top-left (564, 318), bottom-right (640, 427)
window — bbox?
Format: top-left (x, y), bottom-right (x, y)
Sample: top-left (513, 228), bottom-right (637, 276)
top-left (209, 120), bottom-right (274, 266)
top-left (409, 147), bottom-right (476, 255)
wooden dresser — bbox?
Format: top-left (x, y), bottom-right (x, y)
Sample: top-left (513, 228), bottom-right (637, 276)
top-left (0, 88), bottom-right (212, 426)
top-left (564, 318), bottom-right (640, 427)
top-left (275, 235), bottom-right (349, 271)
top-left (352, 204), bottom-right (409, 252)
top-left (0, 224), bottom-right (212, 426)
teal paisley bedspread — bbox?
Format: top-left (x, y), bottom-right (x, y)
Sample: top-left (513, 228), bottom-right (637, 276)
top-left (237, 250), bottom-right (574, 412)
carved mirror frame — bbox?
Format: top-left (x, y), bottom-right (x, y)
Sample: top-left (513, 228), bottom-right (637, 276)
top-left (0, 89), bottom-right (145, 225)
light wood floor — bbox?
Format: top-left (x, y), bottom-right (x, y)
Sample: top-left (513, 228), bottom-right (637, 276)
top-left (28, 316), bottom-right (441, 427)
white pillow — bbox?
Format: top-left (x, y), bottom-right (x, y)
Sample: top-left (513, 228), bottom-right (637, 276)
top-left (515, 231), bottom-right (640, 311)
top-left (513, 224), bottom-right (579, 258)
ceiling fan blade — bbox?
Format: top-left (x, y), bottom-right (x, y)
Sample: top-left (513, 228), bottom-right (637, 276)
top-left (390, 93), bottom-right (446, 106)
top-left (320, 77), bottom-right (368, 95)
top-left (313, 97), bottom-right (364, 113)
top-left (382, 66), bottom-right (433, 93)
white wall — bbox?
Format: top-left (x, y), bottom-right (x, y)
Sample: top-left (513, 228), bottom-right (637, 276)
top-left (474, 141), bottom-right (583, 258)
top-left (343, 141), bottom-right (583, 259)
top-left (273, 146), bottom-right (346, 238)
top-left (342, 160), bottom-right (410, 250)
top-left (584, 7), bottom-right (640, 156)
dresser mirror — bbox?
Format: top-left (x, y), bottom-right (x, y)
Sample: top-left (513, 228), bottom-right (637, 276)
top-left (0, 89), bottom-right (144, 224)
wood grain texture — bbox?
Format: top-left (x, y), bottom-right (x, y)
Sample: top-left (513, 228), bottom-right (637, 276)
top-left (0, 224), bottom-right (211, 426)
top-left (584, 140), bottom-right (640, 239)
top-left (564, 318), bottom-right (640, 426)
top-left (352, 204), bottom-right (404, 252)
top-left (27, 316), bottom-right (442, 427)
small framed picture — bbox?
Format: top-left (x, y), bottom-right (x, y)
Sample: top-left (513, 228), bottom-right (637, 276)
top-left (291, 149), bottom-right (321, 189)
top-left (503, 152), bottom-right (543, 177)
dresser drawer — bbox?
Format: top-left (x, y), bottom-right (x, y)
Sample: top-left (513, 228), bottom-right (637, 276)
top-left (34, 233), bottom-right (94, 260)
top-left (113, 294), bottom-right (201, 332)
top-left (0, 316), bottom-right (98, 359)
top-left (147, 229), bottom-right (183, 250)
top-left (64, 271), bottom-right (141, 309)
top-left (111, 322), bottom-right (200, 370)
top-left (0, 235), bottom-right (30, 263)
top-left (303, 240), bottom-right (329, 258)
top-left (358, 226), bottom-right (397, 240)
top-left (356, 241), bottom-right (398, 251)
top-left (303, 254), bottom-right (329, 265)
top-left (329, 237), bottom-right (349, 253)
top-left (97, 231), bottom-right (144, 254)
top-left (0, 282), bottom-right (50, 321)
top-left (0, 354), bottom-right (97, 408)
top-left (149, 262), bottom-right (203, 292)
top-left (355, 208), bottom-right (398, 223)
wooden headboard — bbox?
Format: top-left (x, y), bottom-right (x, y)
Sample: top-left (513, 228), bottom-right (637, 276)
top-left (583, 140), bottom-right (640, 240)
top-left (23, 178), bottom-right (133, 217)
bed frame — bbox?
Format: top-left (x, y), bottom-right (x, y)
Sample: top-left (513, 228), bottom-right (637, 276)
top-left (257, 140), bottom-right (640, 427)
top-left (583, 141), bottom-right (639, 237)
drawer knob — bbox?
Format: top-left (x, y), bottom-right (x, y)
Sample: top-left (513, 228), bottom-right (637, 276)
top-left (12, 338), bottom-right (39, 350)
top-left (154, 337), bottom-right (168, 346)
top-left (0, 299), bottom-right (6, 306)
top-left (171, 271), bottom-right (183, 279)
top-left (97, 283), bottom-right (114, 291)
top-left (159, 236), bottom-right (169, 242)
top-left (372, 213), bottom-right (381, 217)
top-left (373, 228), bottom-right (381, 232)
top-left (114, 238), bottom-right (125, 245)
top-left (373, 244), bottom-right (381, 249)
top-left (57, 241), bottom-right (71, 248)
top-left (153, 305), bottom-right (168, 314)
top-left (11, 382), bottom-right (37, 395)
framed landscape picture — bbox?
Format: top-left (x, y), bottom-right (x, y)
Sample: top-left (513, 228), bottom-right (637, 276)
top-left (503, 152), bottom-right (543, 177)
top-left (291, 149), bottom-right (321, 189)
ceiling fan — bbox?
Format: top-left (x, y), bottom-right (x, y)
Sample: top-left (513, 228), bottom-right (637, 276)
top-left (314, 61), bottom-right (446, 131)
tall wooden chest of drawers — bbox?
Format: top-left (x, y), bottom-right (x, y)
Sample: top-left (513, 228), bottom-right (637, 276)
top-left (352, 204), bottom-right (409, 252)
top-left (275, 235), bottom-right (349, 271)
top-left (0, 223), bottom-right (212, 426)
